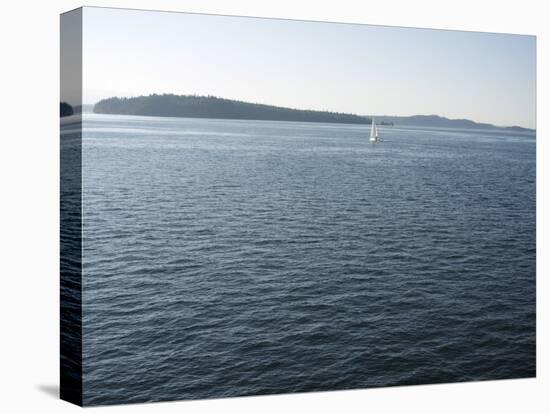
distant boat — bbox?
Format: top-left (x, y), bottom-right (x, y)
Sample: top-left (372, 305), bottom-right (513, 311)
top-left (369, 118), bottom-right (379, 143)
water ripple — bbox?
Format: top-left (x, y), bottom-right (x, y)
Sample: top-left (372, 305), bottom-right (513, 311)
top-left (80, 115), bottom-right (535, 405)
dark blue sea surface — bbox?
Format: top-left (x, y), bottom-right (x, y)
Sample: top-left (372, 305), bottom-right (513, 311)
top-left (81, 114), bottom-right (536, 405)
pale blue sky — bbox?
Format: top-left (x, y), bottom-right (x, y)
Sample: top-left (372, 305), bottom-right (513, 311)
top-left (83, 7), bottom-right (536, 128)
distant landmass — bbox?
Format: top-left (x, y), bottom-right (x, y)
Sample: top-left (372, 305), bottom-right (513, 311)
top-left (60, 102), bottom-right (74, 117)
top-left (93, 94), bottom-right (534, 132)
top-left (373, 114), bottom-right (533, 132)
top-left (94, 94), bottom-right (371, 125)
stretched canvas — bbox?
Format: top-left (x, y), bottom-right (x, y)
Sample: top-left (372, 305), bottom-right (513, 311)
top-left (60, 6), bottom-right (536, 406)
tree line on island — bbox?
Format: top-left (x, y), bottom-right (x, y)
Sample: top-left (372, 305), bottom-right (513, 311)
top-left (90, 94), bottom-right (532, 131)
top-left (93, 94), bottom-right (372, 124)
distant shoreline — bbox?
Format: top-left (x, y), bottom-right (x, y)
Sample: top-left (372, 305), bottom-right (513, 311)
top-left (84, 113), bottom-right (535, 136)
top-left (93, 94), bottom-right (371, 125)
top-left (91, 94), bottom-right (535, 132)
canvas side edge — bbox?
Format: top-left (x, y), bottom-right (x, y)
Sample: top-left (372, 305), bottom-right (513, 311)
top-left (60, 7), bottom-right (84, 407)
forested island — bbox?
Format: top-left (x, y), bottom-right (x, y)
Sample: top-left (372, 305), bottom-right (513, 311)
top-left (93, 94), bottom-right (534, 132)
top-left (93, 94), bottom-right (371, 124)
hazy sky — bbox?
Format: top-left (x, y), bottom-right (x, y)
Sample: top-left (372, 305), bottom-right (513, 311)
top-left (83, 7), bottom-right (536, 128)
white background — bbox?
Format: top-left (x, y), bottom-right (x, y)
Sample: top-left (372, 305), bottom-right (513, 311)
top-left (0, 0), bottom-right (547, 412)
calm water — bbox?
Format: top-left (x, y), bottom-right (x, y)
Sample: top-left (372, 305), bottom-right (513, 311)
top-left (81, 114), bottom-right (536, 405)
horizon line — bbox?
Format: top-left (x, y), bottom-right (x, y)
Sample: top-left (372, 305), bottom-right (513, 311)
top-left (83, 93), bottom-right (535, 130)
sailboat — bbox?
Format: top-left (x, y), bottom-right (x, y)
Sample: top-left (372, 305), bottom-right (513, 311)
top-left (369, 118), bottom-right (379, 143)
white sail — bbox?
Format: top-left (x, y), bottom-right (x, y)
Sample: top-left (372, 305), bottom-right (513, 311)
top-left (370, 118), bottom-right (378, 142)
